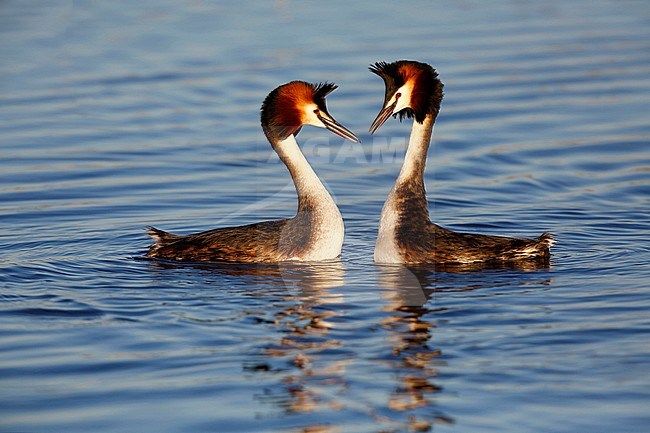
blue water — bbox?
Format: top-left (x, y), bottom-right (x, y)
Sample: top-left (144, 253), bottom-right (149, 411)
top-left (2, 1), bottom-right (649, 432)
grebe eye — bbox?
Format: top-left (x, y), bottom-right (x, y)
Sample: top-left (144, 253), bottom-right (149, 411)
top-left (313, 109), bottom-right (319, 114)
top-left (396, 92), bottom-right (402, 99)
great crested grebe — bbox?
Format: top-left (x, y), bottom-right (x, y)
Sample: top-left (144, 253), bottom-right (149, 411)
top-left (369, 60), bottom-right (554, 265)
top-left (147, 81), bottom-right (359, 263)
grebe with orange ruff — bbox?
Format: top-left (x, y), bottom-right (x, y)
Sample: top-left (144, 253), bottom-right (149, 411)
top-left (147, 81), bottom-right (359, 263)
top-left (369, 60), bottom-right (554, 265)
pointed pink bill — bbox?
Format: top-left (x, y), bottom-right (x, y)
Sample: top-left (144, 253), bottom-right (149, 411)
top-left (369, 100), bottom-right (397, 134)
top-left (318, 113), bottom-right (360, 143)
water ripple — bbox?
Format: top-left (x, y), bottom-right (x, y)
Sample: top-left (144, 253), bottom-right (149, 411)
top-left (1, 1), bottom-right (649, 433)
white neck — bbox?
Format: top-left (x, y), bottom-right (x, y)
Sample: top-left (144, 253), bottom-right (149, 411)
top-left (275, 135), bottom-right (334, 205)
top-left (374, 115), bottom-right (434, 263)
top-left (274, 134), bottom-right (344, 260)
top-left (396, 114), bottom-right (434, 185)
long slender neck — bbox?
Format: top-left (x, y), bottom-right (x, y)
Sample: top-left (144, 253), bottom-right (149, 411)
top-left (382, 113), bottom-right (435, 227)
top-left (396, 113), bottom-right (435, 186)
top-left (375, 113), bottom-right (435, 262)
top-left (273, 135), bottom-right (335, 212)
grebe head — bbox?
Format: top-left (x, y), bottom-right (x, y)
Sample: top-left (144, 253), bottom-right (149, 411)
top-left (368, 60), bottom-right (444, 133)
top-left (261, 81), bottom-right (359, 143)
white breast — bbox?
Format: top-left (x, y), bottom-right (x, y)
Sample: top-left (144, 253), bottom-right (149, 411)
top-left (275, 135), bottom-right (345, 261)
top-left (374, 193), bottom-right (403, 264)
top-left (304, 205), bottom-right (344, 261)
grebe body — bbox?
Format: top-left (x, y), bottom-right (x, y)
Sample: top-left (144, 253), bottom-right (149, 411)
top-left (369, 61), bottom-right (554, 265)
top-left (147, 81), bottom-right (358, 263)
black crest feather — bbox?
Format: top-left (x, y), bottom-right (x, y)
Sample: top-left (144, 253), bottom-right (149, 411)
top-left (370, 62), bottom-right (405, 86)
top-left (313, 82), bottom-right (338, 102)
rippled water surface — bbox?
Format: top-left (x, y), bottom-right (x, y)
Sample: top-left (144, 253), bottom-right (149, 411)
top-left (2, 1), bottom-right (649, 432)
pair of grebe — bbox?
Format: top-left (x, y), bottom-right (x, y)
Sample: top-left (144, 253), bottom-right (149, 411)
top-left (147, 61), bottom-right (554, 265)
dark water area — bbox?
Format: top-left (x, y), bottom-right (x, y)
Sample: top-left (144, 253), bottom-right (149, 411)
top-left (1, 1), bottom-right (649, 432)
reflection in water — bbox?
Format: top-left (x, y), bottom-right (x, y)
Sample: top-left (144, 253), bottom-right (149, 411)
top-left (148, 257), bottom-right (553, 431)
top-left (378, 265), bottom-right (453, 430)
top-left (278, 260), bottom-right (347, 294)
top-left (375, 263), bottom-right (554, 430)
top-left (145, 258), bottom-right (346, 294)
top-left (426, 257), bottom-right (552, 273)
top-left (245, 260), bottom-right (348, 429)
top-left (377, 261), bottom-right (552, 431)
top-left (248, 262), bottom-right (455, 432)
top-left (152, 259), bottom-right (349, 431)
